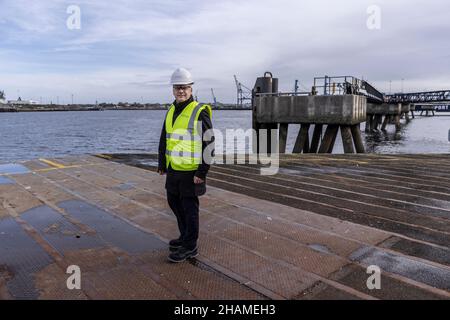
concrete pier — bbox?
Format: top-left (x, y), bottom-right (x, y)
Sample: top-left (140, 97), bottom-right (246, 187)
top-left (252, 73), bottom-right (367, 154)
top-left (366, 103), bottom-right (405, 132)
top-left (1, 154), bottom-right (449, 300)
top-left (255, 95), bottom-right (366, 125)
top-left (410, 104), bottom-right (416, 118)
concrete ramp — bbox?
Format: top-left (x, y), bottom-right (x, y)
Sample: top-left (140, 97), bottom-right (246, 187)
top-left (0, 154), bottom-right (449, 299)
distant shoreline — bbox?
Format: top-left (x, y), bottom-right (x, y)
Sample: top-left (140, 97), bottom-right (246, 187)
top-left (0, 104), bottom-right (251, 112)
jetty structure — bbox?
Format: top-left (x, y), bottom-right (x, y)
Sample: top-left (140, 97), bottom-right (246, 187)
top-left (251, 72), bottom-right (450, 155)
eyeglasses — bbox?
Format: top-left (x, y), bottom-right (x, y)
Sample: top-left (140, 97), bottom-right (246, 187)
top-left (173, 86), bottom-right (192, 92)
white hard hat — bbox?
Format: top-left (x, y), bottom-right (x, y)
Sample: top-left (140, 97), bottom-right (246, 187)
top-left (170, 67), bottom-right (194, 85)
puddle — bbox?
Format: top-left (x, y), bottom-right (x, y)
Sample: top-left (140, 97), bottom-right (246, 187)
top-left (114, 182), bottom-right (136, 191)
top-left (0, 163), bottom-right (30, 175)
top-left (0, 176), bottom-right (15, 185)
top-left (58, 199), bottom-right (166, 254)
top-left (308, 244), bottom-right (332, 255)
top-left (21, 205), bottom-right (104, 254)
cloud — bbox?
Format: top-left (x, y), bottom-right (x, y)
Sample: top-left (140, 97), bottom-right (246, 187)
top-left (0, 0), bottom-right (449, 103)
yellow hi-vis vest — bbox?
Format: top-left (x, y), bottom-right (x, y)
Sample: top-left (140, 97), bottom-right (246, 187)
top-left (165, 101), bottom-right (212, 171)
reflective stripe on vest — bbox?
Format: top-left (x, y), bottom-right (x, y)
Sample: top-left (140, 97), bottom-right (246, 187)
top-left (187, 103), bottom-right (205, 131)
top-left (166, 133), bottom-right (202, 142)
top-left (165, 149), bottom-right (202, 159)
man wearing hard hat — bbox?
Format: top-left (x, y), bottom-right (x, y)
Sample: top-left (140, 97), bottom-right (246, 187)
top-left (158, 68), bottom-right (214, 263)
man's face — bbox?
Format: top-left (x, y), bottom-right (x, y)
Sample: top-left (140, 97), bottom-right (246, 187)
top-left (173, 85), bottom-right (192, 103)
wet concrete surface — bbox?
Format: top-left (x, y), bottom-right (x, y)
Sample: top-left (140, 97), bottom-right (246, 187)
top-left (0, 217), bottom-right (53, 299)
top-left (0, 153), bottom-right (448, 300)
top-left (0, 163), bottom-right (30, 175)
top-left (58, 199), bottom-right (167, 254)
top-left (350, 246), bottom-right (450, 290)
top-left (379, 236), bottom-right (450, 266)
top-left (0, 176), bottom-right (14, 185)
top-left (308, 244), bottom-right (333, 255)
top-left (21, 205), bottom-right (105, 255)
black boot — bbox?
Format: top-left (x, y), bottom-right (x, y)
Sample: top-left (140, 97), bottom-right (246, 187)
top-left (169, 238), bottom-right (183, 252)
top-left (168, 246), bottom-right (198, 263)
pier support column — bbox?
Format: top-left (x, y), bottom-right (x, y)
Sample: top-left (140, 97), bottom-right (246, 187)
top-left (328, 126), bottom-right (338, 153)
top-left (318, 125), bottom-right (339, 153)
top-left (266, 123), bottom-right (278, 154)
top-left (340, 126), bottom-right (355, 153)
top-left (253, 122), bottom-right (278, 155)
top-left (278, 124), bottom-right (288, 154)
top-left (365, 115), bottom-right (371, 132)
top-left (405, 111), bottom-right (411, 123)
top-left (381, 115), bottom-right (389, 131)
top-left (310, 124), bottom-right (323, 153)
top-left (370, 115), bottom-right (376, 131)
top-left (351, 125), bottom-right (365, 153)
top-left (395, 115), bottom-right (401, 131)
top-left (375, 115), bottom-right (383, 130)
top-left (388, 115), bottom-right (394, 124)
top-left (293, 124), bottom-right (310, 153)
top-left (252, 120), bottom-right (260, 154)
top-left (303, 129), bottom-right (310, 153)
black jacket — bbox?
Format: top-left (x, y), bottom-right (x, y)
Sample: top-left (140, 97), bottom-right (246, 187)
top-left (158, 96), bottom-right (214, 180)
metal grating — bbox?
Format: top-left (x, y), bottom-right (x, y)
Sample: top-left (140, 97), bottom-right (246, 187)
top-left (0, 217), bottom-right (53, 299)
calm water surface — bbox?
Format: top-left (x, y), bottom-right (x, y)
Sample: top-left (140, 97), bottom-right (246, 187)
top-left (0, 110), bottom-right (449, 162)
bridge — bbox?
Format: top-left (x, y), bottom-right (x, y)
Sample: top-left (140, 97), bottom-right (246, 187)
top-left (312, 76), bottom-right (450, 120)
top-left (412, 103), bottom-right (450, 115)
top-left (312, 76), bottom-right (450, 105)
top-left (385, 90), bottom-right (450, 104)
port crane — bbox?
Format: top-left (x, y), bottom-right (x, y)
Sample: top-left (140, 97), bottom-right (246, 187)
top-left (234, 75), bottom-right (252, 108)
top-left (210, 88), bottom-right (217, 107)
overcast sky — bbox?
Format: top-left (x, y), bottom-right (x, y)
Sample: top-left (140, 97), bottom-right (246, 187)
top-left (1, 0), bottom-right (449, 104)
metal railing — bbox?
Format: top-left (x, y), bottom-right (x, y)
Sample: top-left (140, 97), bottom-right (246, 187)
top-left (312, 76), bottom-right (384, 103)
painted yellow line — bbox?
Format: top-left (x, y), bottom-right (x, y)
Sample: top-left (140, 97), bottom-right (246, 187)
top-left (35, 166), bottom-right (73, 172)
top-left (39, 158), bottom-right (67, 169)
top-left (96, 154), bottom-right (112, 159)
top-left (0, 162), bottom-right (103, 176)
top-left (36, 163), bottom-right (103, 172)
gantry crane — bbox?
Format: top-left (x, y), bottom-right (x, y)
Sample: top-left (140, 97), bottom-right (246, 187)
top-left (234, 75), bottom-right (252, 108)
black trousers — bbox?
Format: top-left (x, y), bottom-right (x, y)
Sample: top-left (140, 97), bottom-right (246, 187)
top-left (165, 169), bottom-right (206, 250)
top-left (167, 191), bottom-right (199, 250)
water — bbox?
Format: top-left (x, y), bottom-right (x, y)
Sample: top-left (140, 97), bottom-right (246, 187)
top-left (0, 110), bottom-right (449, 162)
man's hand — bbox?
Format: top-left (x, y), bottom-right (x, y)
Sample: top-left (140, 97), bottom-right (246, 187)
top-left (193, 176), bottom-right (204, 184)
top-left (157, 169), bottom-right (166, 175)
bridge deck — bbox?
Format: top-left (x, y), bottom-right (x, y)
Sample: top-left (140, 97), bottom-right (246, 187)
top-left (0, 154), bottom-right (449, 300)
